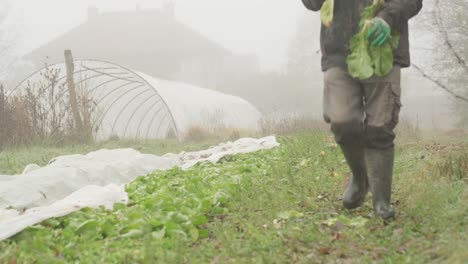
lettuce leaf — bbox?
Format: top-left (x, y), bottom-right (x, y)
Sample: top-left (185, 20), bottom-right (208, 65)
top-left (369, 42), bottom-right (394, 77)
top-left (347, 32), bottom-right (374, 80)
top-left (320, 0), bottom-right (334, 28)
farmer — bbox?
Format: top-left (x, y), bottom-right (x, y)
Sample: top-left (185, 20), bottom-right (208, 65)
top-left (301, 0), bottom-right (423, 220)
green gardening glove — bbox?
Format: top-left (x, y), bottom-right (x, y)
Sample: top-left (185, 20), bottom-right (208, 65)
top-left (366, 17), bottom-right (391, 46)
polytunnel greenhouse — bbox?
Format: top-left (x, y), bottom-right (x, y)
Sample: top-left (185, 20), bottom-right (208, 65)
top-left (11, 60), bottom-right (262, 140)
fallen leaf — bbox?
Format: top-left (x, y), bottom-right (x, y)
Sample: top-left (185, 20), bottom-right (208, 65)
top-left (392, 228), bottom-right (403, 237)
top-left (323, 215), bottom-right (368, 228)
top-left (210, 256), bottom-right (221, 264)
top-left (273, 219), bottom-right (282, 229)
top-left (306, 252), bottom-right (318, 259)
top-left (318, 247), bottom-right (330, 255)
top-left (331, 232), bottom-right (343, 242)
top-left (8, 257), bottom-right (17, 264)
top-left (277, 210), bottom-right (304, 220)
top-left (335, 221), bottom-right (345, 231)
top-left (323, 217), bottom-right (338, 227)
top-left (369, 225), bottom-right (385, 232)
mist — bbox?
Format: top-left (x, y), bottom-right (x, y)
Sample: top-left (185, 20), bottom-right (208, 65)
top-left (9, 0), bottom-right (308, 72)
top-left (1, 0), bottom-right (466, 140)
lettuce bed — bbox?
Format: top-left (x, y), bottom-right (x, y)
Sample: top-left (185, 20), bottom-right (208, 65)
top-left (0, 151), bottom-right (273, 263)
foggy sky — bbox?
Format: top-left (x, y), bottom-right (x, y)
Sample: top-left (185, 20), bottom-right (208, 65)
top-left (2, 1), bottom-right (458, 128)
top-left (7, 0), bottom-right (309, 72)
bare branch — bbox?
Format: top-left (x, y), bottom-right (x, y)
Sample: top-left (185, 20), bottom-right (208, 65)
top-left (435, 0), bottom-right (468, 73)
top-left (412, 63), bottom-right (468, 103)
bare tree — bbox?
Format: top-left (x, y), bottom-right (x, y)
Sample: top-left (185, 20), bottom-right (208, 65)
top-left (410, 0), bottom-right (468, 127)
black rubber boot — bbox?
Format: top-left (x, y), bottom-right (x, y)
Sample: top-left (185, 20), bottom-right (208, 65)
top-left (341, 144), bottom-right (369, 210)
top-left (365, 147), bottom-right (396, 220)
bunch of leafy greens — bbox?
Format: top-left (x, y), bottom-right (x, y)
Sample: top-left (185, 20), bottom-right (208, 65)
top-left (347, 0), bottom-right (400, 79)
top-left (320, 0), bottom-right (400, 80)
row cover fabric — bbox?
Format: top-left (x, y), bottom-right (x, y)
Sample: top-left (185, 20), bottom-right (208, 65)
top-left (0, 136), bottom-right (279, 241)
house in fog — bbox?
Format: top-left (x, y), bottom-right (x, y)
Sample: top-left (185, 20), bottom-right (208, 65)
top-left (23, 4), bottom-right (259, 91)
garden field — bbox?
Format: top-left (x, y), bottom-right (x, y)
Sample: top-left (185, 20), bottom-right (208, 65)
top-left (0, 131), bottom-right (467, 263)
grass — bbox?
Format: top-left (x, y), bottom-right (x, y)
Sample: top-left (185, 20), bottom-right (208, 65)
top-left (0, 130), bottom-right (467, 263)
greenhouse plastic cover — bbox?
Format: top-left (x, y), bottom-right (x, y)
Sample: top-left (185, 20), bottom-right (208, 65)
top-left (0, 136), bottom-right (279, 241)
top-left (11, 60), bottom-right (262, 140)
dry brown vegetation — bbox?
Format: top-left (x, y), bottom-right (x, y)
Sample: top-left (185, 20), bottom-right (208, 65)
top-left (259, 113), bottom-right (327, 136)
top-left (182, 113), bottom-right (327, 142)
top-left (0, 68), bottom-right (95, 149)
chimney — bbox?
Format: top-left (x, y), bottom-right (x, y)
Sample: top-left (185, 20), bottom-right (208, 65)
top-left (162, 1), bottom-right (175, 18)
top-left (87, 6), bottom-right (99, 20)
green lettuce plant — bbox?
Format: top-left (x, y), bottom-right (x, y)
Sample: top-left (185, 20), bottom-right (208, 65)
top-left (321, 0), bottom-right (400, 80)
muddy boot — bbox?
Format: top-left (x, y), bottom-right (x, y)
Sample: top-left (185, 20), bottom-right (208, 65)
top-left (341, 144), bottom-right (369, 210)
top-left (365, 147), bottom-right (395, 220)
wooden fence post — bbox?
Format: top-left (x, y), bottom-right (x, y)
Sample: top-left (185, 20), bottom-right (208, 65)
top-left (64, 50), bottom-right (84, 135)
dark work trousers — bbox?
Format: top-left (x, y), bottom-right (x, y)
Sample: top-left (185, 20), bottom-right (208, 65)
top-left (323, 66), bottom-right (401, 149)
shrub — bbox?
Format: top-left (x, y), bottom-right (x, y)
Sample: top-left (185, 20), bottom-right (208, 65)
top-left (183, 126), bottom-right (212, 142)
top-left (435, 146), bottom-right (468, 182)
top-left (0, 67), bottom-right (96, 148)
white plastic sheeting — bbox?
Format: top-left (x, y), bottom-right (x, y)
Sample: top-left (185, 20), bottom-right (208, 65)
top-left (11, 60), bottom-right (262, 140)
top-left (0, 136), bottom-right (279, 241)
top-left (0, 185), bottom-right (127, 243)
top-left (138, 71), bottom-right (261, 136)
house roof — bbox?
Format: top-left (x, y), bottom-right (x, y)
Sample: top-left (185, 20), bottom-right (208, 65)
top-left (25, 8), bottom-right (231, 69)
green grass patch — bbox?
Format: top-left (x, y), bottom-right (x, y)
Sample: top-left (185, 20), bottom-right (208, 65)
top-left (1, 131), bottom-right (467, 263)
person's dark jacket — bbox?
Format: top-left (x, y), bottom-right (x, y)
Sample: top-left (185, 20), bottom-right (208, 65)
top-left (302, 0), bottom-right (423, 71)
